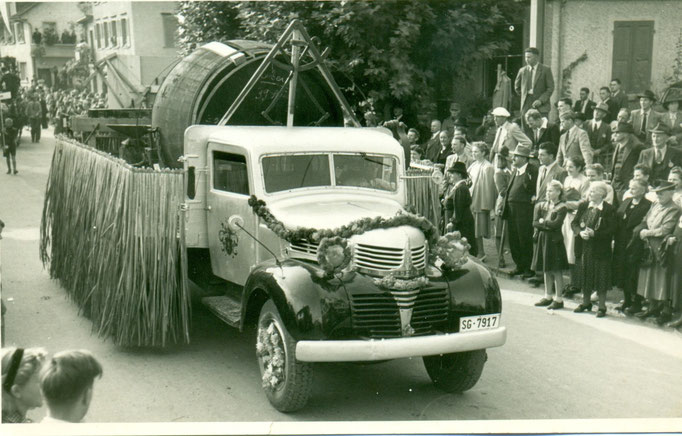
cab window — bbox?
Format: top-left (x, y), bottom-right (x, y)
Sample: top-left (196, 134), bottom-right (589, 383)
top-left (213, 151), bottom-right (249, 195)
top-left (262, 154), bottom-right (331, 193)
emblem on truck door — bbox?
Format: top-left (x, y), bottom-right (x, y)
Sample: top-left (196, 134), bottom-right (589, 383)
top-left (218, 221), bottom-right (239, 257)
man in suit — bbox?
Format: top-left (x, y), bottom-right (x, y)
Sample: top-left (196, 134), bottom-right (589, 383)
top-left (585, 102), bottom-right (613, 166)
top-left (421, 119), bottom-right (442, 161)
top-left (557, 111), bottom-right (593, 167)
top-left (598, 87), bottom-right (619, 123)
top-left (489, 106), bottom-right (531, 160)
top-left (637, 122), bottom-right (682, 183)
top-left (524, 108), bottom-right (560, 159)
top-left (629, 90), bottom-right (663, 145)
top-left (503, 144), bottom-right (538, 278)
top-left (660, 88), bottom-right (682, 146)
top-left (514, 47), bottom-right (555, 125)
top-left (572, 87), bottom-right (596, 120)
top-left (609, 79), bottom-right (628, 113)
top-left (610, 122), bottom-right (644, 201)
top-left (535, 142), bottom-right (567, 203)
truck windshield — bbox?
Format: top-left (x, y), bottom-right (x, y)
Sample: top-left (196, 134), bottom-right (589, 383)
top-left (262, 153), bottom-right (398, 193)
top-left (334, 153), bottom-right (397, 191)
top-left (262, 154), bottom-right (331, 193)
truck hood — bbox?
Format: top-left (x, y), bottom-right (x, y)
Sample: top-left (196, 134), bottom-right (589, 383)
top-left (270, 200), bottom-right (403, 230)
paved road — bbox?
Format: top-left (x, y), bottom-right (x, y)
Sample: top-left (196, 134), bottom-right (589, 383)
top-left (1, 129), bottom-right (681, 428)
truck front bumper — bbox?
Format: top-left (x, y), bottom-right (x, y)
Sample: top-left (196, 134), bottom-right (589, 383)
top-left (295, 326), bottom-right (507, 362)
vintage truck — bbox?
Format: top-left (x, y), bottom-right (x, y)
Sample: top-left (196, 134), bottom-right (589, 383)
top-left (45, 23), bottom-right (506, 413)
top-left (180, 124), bottom-right (506, 411)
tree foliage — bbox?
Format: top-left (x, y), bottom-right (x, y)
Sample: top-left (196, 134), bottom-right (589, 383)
top-left (177, 0), bottom-right (518, 123)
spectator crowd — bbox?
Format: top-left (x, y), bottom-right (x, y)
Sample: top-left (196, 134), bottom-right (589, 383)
top-left (379, 47), bottom-right (682, 328)
top-left (0, 65), bottom-right (107, 174)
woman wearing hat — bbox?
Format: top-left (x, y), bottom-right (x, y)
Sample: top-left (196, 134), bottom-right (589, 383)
top-left (661, 87), bottom-right (682, 145)
top-left (1, 347), bottom-right (48, 422)
top-left (633, 181), bottom-right (681, 324)
top-left (443, 162), bottom-right (477, 257)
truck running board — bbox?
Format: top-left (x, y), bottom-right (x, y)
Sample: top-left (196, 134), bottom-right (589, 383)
top-left (202, 295), bottom-right (242, 328)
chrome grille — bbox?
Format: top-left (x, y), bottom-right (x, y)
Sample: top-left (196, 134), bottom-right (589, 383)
top-left (289, 240), bottom-right (318, 256)
top-left (411, 245), bottom-right (426, 269)
top-left (354, 244), bottom-right (404, 271)
top-left (350, 287), bottom-right (449, 339)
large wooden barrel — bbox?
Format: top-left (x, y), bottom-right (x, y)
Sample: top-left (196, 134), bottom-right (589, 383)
top-left (152, 40), bottom-right (344, 168)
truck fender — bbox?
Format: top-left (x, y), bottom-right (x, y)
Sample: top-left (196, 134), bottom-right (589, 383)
top-left (240, 259), bottom-right (350, 341)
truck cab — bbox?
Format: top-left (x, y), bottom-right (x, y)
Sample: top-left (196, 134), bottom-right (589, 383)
top-left (182, 125), bottom-right (506, 412)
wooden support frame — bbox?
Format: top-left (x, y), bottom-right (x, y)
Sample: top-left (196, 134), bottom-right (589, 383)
top-left (218, 20), bottom-right (361, 127)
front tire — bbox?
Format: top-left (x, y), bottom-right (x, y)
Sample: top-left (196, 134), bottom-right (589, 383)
top-left (256, 300), bottom-right (313, 412)
top-left (423, 350), bottom-right (487, 393)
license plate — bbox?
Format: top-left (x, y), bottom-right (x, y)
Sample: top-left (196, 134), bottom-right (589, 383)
top-left (459, 314), bottom-right (500, 332)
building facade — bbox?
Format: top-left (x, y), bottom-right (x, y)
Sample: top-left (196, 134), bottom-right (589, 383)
top-left (537, 0), bottom-right (682, 106)
top-left (83, 1), bottom-right (180, 108)
top-left (0, 2), bottom-right (82, 88)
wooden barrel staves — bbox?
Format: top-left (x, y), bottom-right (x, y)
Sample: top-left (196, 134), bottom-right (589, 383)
top-left (153, 41), bottom-right (345, 168)
top-left (405, 168), bottom-right (441, 231)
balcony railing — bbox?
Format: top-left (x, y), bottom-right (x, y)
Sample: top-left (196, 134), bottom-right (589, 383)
top-left (31, 42), bottom-right (76, 58)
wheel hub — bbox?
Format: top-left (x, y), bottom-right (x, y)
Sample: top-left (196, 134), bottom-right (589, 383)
top-left (256, 320), bottom-right (286, 391)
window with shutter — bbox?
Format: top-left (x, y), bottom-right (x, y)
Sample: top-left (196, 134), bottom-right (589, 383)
top-left (611, 21), bottom-right (654, 93)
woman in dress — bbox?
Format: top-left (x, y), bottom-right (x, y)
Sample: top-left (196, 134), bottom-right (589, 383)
top-left (468, 142), bottom-right (497, 261)
top-left (561, 156), bottom-right (591, 296)
top-left (633, 181), bottom-right (681, 324)
top-left (1, 347), bottom-right (48, 423)
top-left (493, 146), bottom-right (512, 268)
top-left (531, 180), bottom-right (569, 310)
top-left (613, 178), bottom-right (652, 314)
top-left (443, 162), bottom-right (478, 257)
top-left (572, 181), bottom-right (616, 317)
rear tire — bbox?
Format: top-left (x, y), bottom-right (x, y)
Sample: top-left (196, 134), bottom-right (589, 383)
top-left (256, 300), bottom-right (313, 412)
top-left (423, 350), bottom-right (487, 393)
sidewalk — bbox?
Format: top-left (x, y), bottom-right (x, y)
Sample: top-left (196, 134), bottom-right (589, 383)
top-left (478, 237), bottom-right (681, 331)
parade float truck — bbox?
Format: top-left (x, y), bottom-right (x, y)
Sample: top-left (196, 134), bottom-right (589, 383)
top-left (42, 21), bottom-right (506, 412)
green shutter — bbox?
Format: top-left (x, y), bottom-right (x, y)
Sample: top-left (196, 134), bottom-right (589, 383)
top-left (612, 21), bottom-right (654, 93)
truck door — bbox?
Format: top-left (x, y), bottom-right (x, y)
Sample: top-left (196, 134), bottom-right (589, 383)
top-left (207, 144), bottom-right (256, 286)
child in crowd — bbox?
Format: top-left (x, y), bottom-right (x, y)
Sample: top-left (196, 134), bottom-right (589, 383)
top-left (40, 349), bottom-right (103, 423)
top-left (531, 180), bottom-right (569, 310)
top-left (2, 347), bottom-right (48, 423)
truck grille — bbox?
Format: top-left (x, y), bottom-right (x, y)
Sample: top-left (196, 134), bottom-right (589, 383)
top-left (354, 243), bottom-right (426, 277)
top-left (350, 286), bottom-right (449, 339)
top-left (289, 240), bottom-right (318, 256)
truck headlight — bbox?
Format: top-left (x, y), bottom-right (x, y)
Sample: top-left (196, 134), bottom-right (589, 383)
top-left (317, 236), bottom-right (351, 276)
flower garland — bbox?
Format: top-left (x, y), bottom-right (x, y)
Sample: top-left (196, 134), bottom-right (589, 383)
top-left (431, 231), bottom-right (471, 271)
top-left (248, 195), bottom-right (439, 246)
top-left (373, 274), bottom-right (430, 291)
top-left (316, 236), bottom-right (352, 277)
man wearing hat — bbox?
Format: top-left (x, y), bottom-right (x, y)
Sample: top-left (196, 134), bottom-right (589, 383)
top-left (585, 102), bottom-right (613, 166)
top-left (556, 111), bottom-right (593, 167)
top-left (660, 86), bottom-right (682, 145)
top-left (629, 90), bottom-right (663, 145)
top-left (637, 122), bottom-right (682, 182)
top-left (489, 106), bottom-right (531, 160)
top-left (502, 144), bottom-right (538, 278)
top-left (514, 47), bottom-right (555, 125)
top-left (610, 122), bottom-right (645, 201)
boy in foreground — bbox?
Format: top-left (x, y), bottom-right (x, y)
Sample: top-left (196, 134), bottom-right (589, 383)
top-left (40, 350), bottom-right (102, 423)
